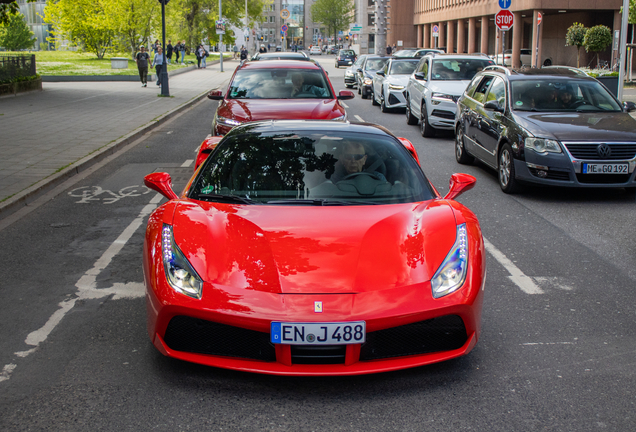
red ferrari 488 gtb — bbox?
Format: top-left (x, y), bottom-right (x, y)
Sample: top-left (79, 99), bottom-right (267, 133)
top-left (143, 120), bottom-right (486, 376)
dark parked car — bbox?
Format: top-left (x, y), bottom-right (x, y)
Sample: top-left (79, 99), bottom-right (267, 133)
top-left (454, 67), bottom-right (636, 193)
top-left (356, 55), bottom-right (390, 99)
top-left (335, 49), bottom-right (357, 68)
top-left (344, 55), bottom-right (367, 88)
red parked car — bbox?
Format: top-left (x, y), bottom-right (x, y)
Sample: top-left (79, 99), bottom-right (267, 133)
top-left (208, 60), bottom-right (353, 135)
top-left (143, 121), bottom-right (486, 376)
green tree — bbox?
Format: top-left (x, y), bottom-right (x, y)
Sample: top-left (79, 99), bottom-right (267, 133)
top-left (565, 22), bottom-right (586, 68)
top-left (108, 0), bottom-right (160, 58)
top-left (0, 12), bottom-right (36, 50)
top-left (583, 25), bottom-right (612, 68)
top-left (0, 0), bottom-right (34, 26)
top-left (44, 0), bottom-right (116, 59)
top-left (311, 0), bottom-right (354, 46)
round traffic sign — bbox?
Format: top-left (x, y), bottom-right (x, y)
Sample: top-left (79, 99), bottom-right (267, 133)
top-left (537, 12), bottom-right (543, 25)
top-left (281, 24), bottom-right (288, 32)
top-left (498, 0), bottom-right (511, 9)
top-left (280, 9), bottom-right (290, 20)
top-left (432, 25), bottom-right (439, 33)
top-left (495, 10), bottom-right (514, 31)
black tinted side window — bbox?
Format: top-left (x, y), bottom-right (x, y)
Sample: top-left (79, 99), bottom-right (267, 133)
top-left (472, 76), bottom-right (494, 104)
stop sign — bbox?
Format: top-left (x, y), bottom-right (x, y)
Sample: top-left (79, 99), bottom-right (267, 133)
top-left (495, 10), bottom-right (514, 31)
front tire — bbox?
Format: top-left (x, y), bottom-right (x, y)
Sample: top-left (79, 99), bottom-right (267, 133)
top-left (420, 104), bottom-right (435, 137)
top-left (498, 143), bottom-right (519, 194)
top-left (372, 90), bottom-right (379, 106)
top-left (380, 93), bottom-right (389, 112)
top-left (405, 99), bottom-right (418, 125)
top-left (455, 125), bottom-right (474, 164)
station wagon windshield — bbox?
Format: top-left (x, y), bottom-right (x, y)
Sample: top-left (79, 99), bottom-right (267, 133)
top-left (511, 80), bottom-right (622, 112)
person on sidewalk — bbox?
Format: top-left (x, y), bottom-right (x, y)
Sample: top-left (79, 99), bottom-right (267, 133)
top-left (180, 41), bottom-right (186, 65)
top-left (196, 45), bottom-right (208, 68)
top-left (166, 40), bottom-right (173, 64)
top-left (135, 45), bottom-right (150, 87)
top-left (174, 42), bottom-right (180, 64)
top-left (386, 45), bottom-right (392, 55)
top-left (233, 44), bottom-right (238, 59)
top-left (259, 44), bottom-right (267, 53)
top-left (152, 46), bottom-right (165, 86)
top-left (240, 45), bottom-right (248, 61)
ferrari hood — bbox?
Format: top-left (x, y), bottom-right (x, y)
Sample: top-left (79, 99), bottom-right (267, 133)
top-left (171, 200), bottom-right (458, 294)
top-left (218, 99), bottom-right (345, 123)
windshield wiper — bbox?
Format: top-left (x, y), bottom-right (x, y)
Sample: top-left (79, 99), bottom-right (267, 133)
top-left (265, 199), bottom-right (376, 206)
top-left (197, 193), bottom-right (258, 204)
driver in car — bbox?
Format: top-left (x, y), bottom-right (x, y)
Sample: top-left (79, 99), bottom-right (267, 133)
top-left (330, 141), bottom-right (386, 182)
top-left (291, 73), bottom-right (328, 98)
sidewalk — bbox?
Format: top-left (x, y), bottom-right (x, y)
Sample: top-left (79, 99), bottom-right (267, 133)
top-left (0, 60), bottom-right (236, 218)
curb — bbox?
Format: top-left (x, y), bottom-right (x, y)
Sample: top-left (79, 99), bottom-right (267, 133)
top-left (0, 88), bottom-right (212, 220)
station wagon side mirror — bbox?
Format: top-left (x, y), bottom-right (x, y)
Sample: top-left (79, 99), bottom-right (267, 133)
top-left (484, 100), bottom-right (504, 113)
top-left (356, 68), bottom-right (363, 73)
top-left (337, 90), bottom-right (355, 100)
top-left (444, 173), bottom-right (476, 200)
top-left (413, 72), bottom-right (426, 81)
top-left (624, 101), bottom-right (636, 113)
top-left (144, 172), bottom-right (178, 200)
top-left (207, 90), bottom-right (224, 100)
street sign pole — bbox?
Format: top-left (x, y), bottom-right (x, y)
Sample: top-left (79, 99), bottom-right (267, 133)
top-left (535, 13), bottom-right (542, 68)
top-left (219, 0), bottom-right (223, 72)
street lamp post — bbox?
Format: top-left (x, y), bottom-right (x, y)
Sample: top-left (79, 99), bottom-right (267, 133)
top-left (159, 0), bottom-right (170, 96)
top-left (219, 0), bottom-right (223, 72)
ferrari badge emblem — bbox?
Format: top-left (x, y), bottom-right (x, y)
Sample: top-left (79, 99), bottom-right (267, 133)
top-left (314, 301), bottom-right (323, 313)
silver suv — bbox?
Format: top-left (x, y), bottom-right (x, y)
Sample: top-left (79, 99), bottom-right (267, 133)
top-left (405, 54), bottom-right (494, 137)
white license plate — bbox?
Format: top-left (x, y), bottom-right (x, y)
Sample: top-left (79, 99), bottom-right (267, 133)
top-left (270, 321), bottom-right (366, 345)
top-left (582, 163), bottom-right (628, 174)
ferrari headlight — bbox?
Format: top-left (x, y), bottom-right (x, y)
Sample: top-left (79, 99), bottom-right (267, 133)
top-left (431, 224), bottom-right (468, 299)
top-left (215, 113), bottom-right (242, 127)
top-left (388, 84), bottom-right (405, 90)
top-left (162, 224), bottom-right (203, 299)
top-left (524, 138), bottom-right (562, 154)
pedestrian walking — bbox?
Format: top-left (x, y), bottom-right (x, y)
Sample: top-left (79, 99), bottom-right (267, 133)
top-left (240, 45), bottom-right (248, 61)
top-left (152, 39), bottom-right (160, 55)
top-left (386, 45), bottom-right (392, 55)
top-left (166, 40), bottom-right (173, 64)
top-left (233, 44), bottom-right (238, 59)
top-left (180, 41), bottom-right (186, 65)
top-left (135, 45), bottom-right (150, 87)
top-left (152, 46), bottom-right (165, 86)
top-left (196, 45), bottom-right (208, 68)
top-left (174, 42), bottom-right (180, 64)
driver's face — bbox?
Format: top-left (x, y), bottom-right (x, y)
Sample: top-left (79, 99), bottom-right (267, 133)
top-left (342, 144), bottom-right (367, 173)
top-left (560, 92), bottom-right (572, 103)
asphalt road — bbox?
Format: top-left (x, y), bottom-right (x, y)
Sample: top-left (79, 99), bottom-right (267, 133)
top-left (0, 55), bottom-right (634, 431)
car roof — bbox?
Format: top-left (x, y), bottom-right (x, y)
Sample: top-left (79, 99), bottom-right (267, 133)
top-left (425, 53), bottom-right (491, 60)
top-left (227, 120), bottom-right (395, 138)
top-left (253, 52), bottom-right (308, 60)
top-left (240, 60), bottom-right (322, 70)
top-left (480, 66), bottom-right (595, 81)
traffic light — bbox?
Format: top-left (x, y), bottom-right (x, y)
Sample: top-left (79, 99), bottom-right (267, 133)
top-left (345, 35), bottom-right (349, 41)
top-left (260, 36), bottom-right (263, 41)
top-left (246, 36), bottom-right (249, 41)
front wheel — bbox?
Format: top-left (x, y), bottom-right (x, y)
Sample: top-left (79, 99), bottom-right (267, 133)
top-left (455, 125), bottom-right (474, 164)
top-left (498, 143), bottom-right (519, 194)
top-left (372, 90), bottom-right (380, 106)
top-left (420, 105), bottom-right (435, 138)
top-left (380, 96), bottom-right (389, 112)
top-left (405, 99), bottom-right (418, 125)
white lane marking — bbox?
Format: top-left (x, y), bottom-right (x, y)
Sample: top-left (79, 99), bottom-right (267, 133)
top-left (354, 115), bottom-right (365, 122)
top-left (1, 193), bottom-right (163, 382)
top-left (521, 342), bottom-right (576, 346)
top-left (181, 159), bottom-right (194, 168)
top-left (483, 237), bottom-right (544, 294)
top-left (341, 102), bottom-right (349, 108)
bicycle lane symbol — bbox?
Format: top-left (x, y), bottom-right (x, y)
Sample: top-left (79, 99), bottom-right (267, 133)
top-left (68, 185), bottom-right (151, 204)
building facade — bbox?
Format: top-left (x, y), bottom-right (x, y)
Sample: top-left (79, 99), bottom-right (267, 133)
top-left (17, 0), bottom-right (52, 51)
top-left (411, 0), bottom-right (626, 68)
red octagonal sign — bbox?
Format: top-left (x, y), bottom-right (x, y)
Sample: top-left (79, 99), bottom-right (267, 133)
top-left (495, 10), bottom-right (514, 31)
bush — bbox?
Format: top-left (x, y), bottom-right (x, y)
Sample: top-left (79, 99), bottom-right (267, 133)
top-left (565, 22), bottom-right (586, 68)
top-left (583, 25), bottom-right (612, 68)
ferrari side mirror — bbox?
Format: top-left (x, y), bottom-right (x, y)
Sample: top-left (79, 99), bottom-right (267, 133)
top-left (444, 173), bottom-right (476, 200)
top-left (144, 172), bottom-right (178, 200)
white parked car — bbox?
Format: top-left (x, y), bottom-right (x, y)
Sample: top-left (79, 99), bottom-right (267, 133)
top-left (372, 58), bottom-right (420, 112)
top-left (494, 49), bottom-right (533, 66)
top-left (405, 54), bottom-right (494, 137)
top-left (309, 46), bottom-right (322, 56)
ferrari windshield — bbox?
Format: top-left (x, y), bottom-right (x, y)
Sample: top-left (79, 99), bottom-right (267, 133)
top-left (511, 79), bottom-right (622, 112)
top-left (228, 68), bottom-right (333, 99)
top-left (190, 130), bottom-right (434, 205)
top-left (431, 59), bottom-right (494, 80)
top-left (389, 60), bottom-right (419, 75)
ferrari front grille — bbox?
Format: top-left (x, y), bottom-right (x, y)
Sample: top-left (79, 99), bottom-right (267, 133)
top-left (163, 316), bottom-right (276, 361)
top-left (359, 315), bottom-right (467, 361)
top-left (291, 345), bottom-right (346, 364)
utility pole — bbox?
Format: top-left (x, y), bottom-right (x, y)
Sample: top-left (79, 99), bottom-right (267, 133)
top-left (375, 0), bottom-right (388, 54)
top-left (159, 0), bottom-right (170, 96)
top-left (219, 0), bottom-right (223, 72)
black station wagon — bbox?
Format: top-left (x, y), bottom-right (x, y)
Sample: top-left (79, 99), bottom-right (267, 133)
top-left (454, 67), bottom-right (636, 193)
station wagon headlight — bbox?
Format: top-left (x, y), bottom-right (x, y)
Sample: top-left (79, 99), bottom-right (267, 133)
top-left (363, 78), bottom-right (373, 85)
top-left (525, 138), bottom-right (562, 154)
top-left (389, 84), bottom-right (405, 90)
top-left (432, 93), bottom-right (455, 105)
top-left (162, 224), bottom-right (203, 299)
top-left (431, 224), bottom-right (468, 299)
